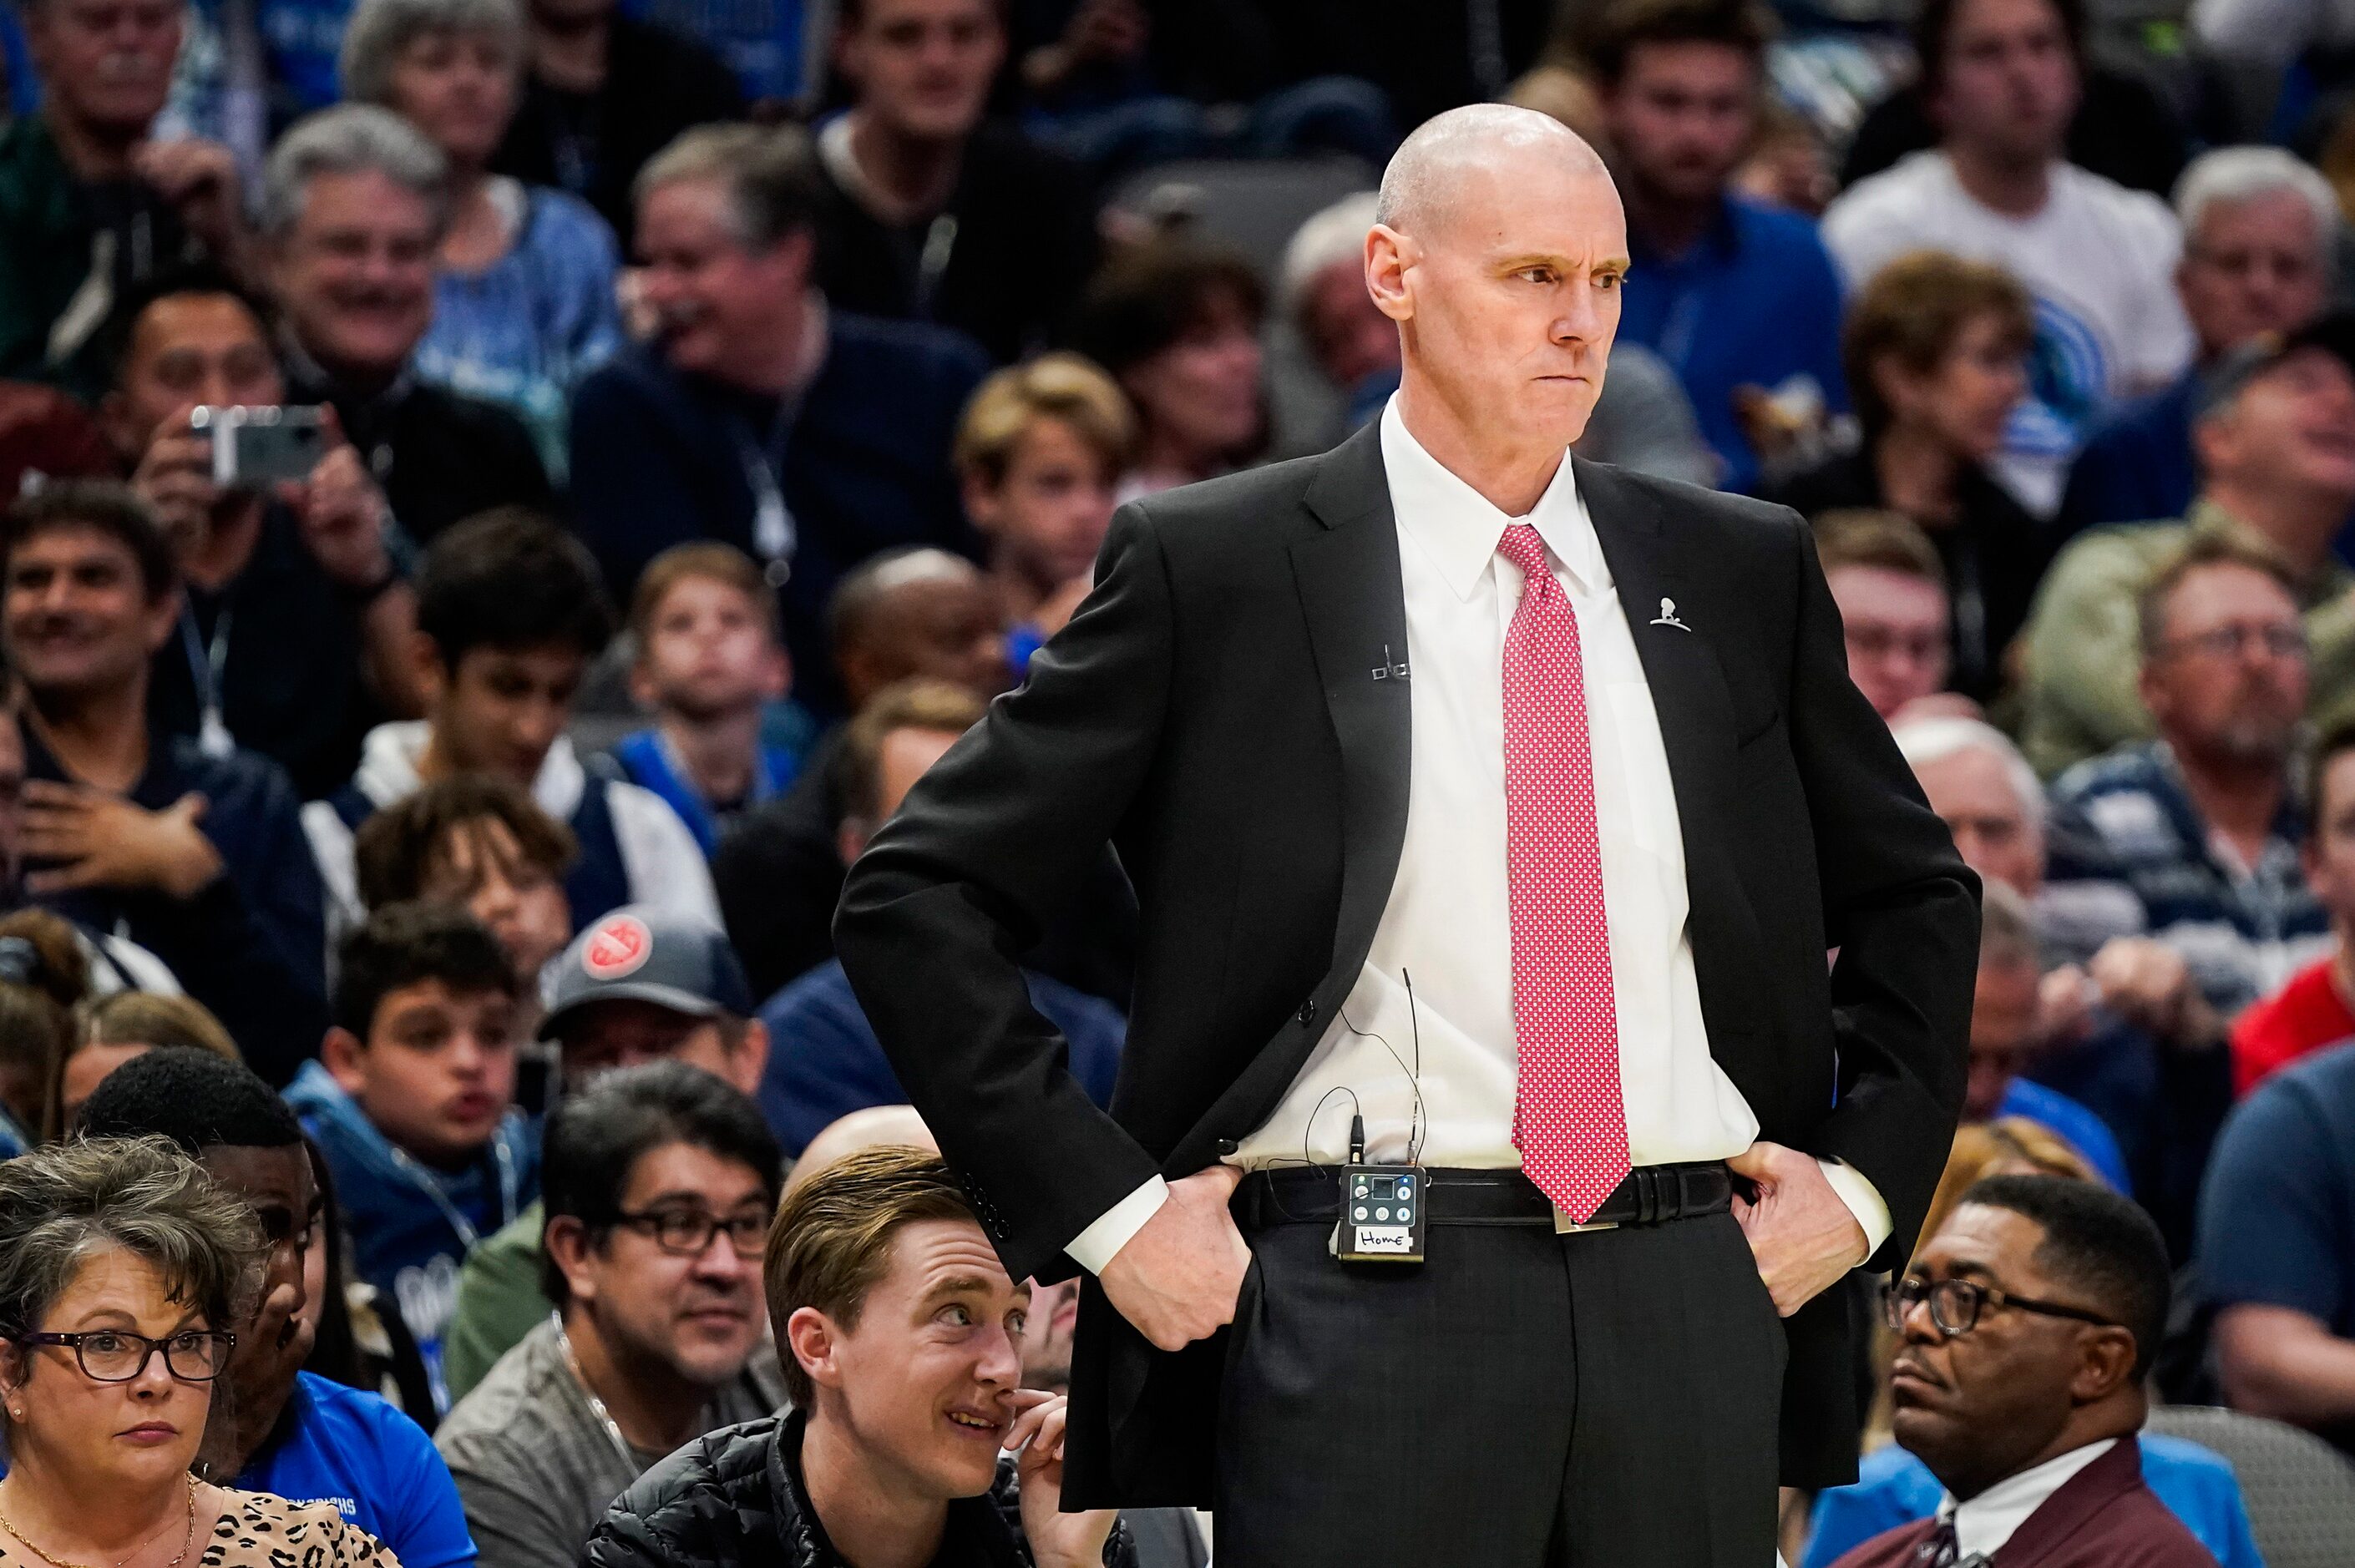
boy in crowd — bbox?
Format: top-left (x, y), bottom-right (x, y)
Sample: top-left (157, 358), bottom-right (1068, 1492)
top-left (608, 543), bottom-right (804, 859)
top-left (955, 353), bottom-right (1131, 679)
top-left (288, 900), bottom-right (541, 1412)
top-left (305, 507), bottom-right (718, 936)
top-left (437, 1060), bottom-right (787, 1568)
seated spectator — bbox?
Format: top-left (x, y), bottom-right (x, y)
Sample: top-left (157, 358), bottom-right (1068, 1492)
top-left (487, 0), bottom-right (743, 252)
top-left (608, 544), bottom-right (803, 859)
top-left (568, 124), bottom-right (990, 716)
top-left (287, 900), bottom-right (541, 1409)
top-left (440, 906), bottom-right (768, 1404)
top-left (76, 1046), bottom-right (477, 1565)
top-left (1821, 0), bottom-right (2194, 513)
top-left (1766, 255), bottom-right (2044, 700)
top-left (2045, 535), bottom-right (2332, 1021)
top-left (1817, 1175), bottom-right (2241, 1568)
top-left (0, 382), bottom-right (114, 504)
top-left (0, 1136), bottom-right (393, 1565)
top-left (1586, 0), bottom-right (1849, 490)
top-left (344, 0), bottom-right (623, 470)
top-left (956, 355), bottom-right (1131, 675)
top-left (46, 989), bottom-right (236, 1136)
top-left (2235, 721), bottom-right (2355, 1094)
top-left (1815, 511), bottom-right (1962, 724)
top-left (2022, 317), bottom-right (2355, 776)
top-left (1279, 190), bottom-right (1715, 485)
top-left (261, 105), bottom-right (554, 544)
top-left (714, 550), bottom-right (1041, 1001)
top-left (0, 0), bottom-right (248, 399)
top-left (1968, 883), bottom-right (2130, 1189)
top-left (581, 1145), bottom-right (1130, 1568)
top-left (0, 909), bottom-right (93, 1151)
top-left (304, 508), bottom-right (718, 936)
top-left (104, 272), bottom-right (422, 800)
top-left (813, 0), bottom-right (1098, 364)
top-left (437, 1060), bottom-right (787, 1568)
top-left (2, 482), bottom-right (328, 1085)
top-left (2202, 1034), bottom-right (2355, 1449)
top-left (352, 773), bottom-right (576, 1009)
top-left (2060, 148), bottom-right (2337, 538)
top-left (1068, 240), bottom-right (1266, 503)
top-left (758, 679), bottom-right (1123, 1155)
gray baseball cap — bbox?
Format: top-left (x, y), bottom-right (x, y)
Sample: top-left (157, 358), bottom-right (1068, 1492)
top-left (537, 908), bottom-right (754, 1039)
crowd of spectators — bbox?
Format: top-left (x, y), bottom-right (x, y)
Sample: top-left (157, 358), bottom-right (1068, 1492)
top-left (10, 0), bottom-right (2355, 1559)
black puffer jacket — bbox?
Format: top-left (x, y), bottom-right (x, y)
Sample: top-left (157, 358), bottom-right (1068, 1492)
top-left (579, 1411), bottom-right (1137, 1568)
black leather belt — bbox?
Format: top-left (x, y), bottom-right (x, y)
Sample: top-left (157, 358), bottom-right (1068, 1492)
top-left (1236, 1162), bottom-right (1736, 1230)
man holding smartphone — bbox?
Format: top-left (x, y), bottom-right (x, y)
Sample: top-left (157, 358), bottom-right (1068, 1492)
top-left (104, 271), bottom-right (426, 800)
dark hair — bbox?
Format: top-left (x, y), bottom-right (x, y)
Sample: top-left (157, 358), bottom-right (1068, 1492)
top-left (0, 909), bottom-right (91, 1138)
top-left (1841, 250), bottom-right (2034, 442)
top-left (1068, 241), bottom-right (1266, 379)
top-left (76, 1045), bottom-right (302, 1153)
top-left (332, 902), bottom-right (519, 1039)
top-left (1, 482), bottom-right (178, 603)
top-left (1578, 0), bottom-right (1777, 85)
top-left (104, 265), bottom-right (278, 392)
top-left (2308, 718), bottom-right (2355, 824)
top-left (2135, 532), bottom-right (2302, 660)
top-left (352, 774), bottom-right (578, 912)
top-left (1914, 0), bottom-right (2084, 95)
top-left (1957, 1174), bottom-right (2170, 1377)
top-left (766, 1145), bottom-right (975, 1408)
top-left (415, 508), bottom-right (614, 671)
top-left (539, 1060), bottom-right (783, 1307)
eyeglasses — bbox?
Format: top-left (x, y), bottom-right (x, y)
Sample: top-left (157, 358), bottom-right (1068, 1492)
top-left (14, 1328), bottom-right (236, 1383)
top-left (613, 1207), bottom-right (768, 1257)
top-left (1884, 1276), bottom-right (2117, 1338)
top-left (2160, 624), bottom-right (2307, 663)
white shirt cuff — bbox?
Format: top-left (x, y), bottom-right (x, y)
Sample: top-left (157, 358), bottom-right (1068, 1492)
top-left (1065, 1175), bottom-right (1171, 1274)
top-left (1817, 1157), bottom-right (1893, 1261)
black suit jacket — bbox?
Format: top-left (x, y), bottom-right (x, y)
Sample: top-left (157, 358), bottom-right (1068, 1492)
top-left (836, 424), bottom-right (1978, 1501)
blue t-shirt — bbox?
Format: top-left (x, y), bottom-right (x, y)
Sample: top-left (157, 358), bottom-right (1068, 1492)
top-left (1802, 1434), bottom-right (2263, 1568)
top-left (1998, 1076), bottom-right (2132, 1193)
top-left (1617, 195), bottom-right (1848, 493)
top-left (241, 1373), bottom-right (476, 1568)
top-left (2200, 1039), bottom-right (2355, 1335)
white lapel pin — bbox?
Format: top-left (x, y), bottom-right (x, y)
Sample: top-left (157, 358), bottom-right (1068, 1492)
top-left (1649, 597), bottom-right (1691, 631)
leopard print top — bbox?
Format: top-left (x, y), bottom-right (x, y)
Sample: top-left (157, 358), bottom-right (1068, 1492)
top-left (194, 1490), bottom-right (399, 1568)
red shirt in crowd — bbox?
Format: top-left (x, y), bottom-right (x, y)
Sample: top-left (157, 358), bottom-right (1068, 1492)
top-left (2230, 955), bottom-right (2355, 1095)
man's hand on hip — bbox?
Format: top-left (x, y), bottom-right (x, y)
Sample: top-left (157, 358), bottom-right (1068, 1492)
top-left (1097, 1164), bottom-right (1249, 1351)
top-left (1727, 1142), bottom-right (1868, 1317)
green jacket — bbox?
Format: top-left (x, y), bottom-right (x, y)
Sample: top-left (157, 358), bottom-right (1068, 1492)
top-left (443, 1200), bottom-right (548, 1406)
top-left (2019, 502), bottom-right (2355, 777)
top-left (0, 115), bottom-right (196, 401)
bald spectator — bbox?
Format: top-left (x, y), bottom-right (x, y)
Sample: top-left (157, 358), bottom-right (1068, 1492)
top-left (1816, 510), bottom-right (1962, 724)
top-left (2062, 149), bottom-right (2339, 536)
top-left (811, 0), bottom-right (1099, 363)
top-left (0, 0), bottom-right (249, 398)
top-left (787, 1103), bottom-right (937, 1191)
top-left (567, 123), bottom-right (990, 716)
top-left (2021, 316), bottom-right (2355, 776)
top-left (1821, 0), bottom-right (2194, 513)
top-left (1765, 254), bottom-right (2045, 700)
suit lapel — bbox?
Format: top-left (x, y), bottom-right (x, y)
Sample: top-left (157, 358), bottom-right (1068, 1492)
top-left (1580, 460), bottom-right (1771, 1075)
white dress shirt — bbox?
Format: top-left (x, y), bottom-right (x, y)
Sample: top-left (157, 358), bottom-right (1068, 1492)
top-left (1066, 400), bottom-right (1890, 1272)
top-left (1940, 1439), bottom-right (2120, 1560)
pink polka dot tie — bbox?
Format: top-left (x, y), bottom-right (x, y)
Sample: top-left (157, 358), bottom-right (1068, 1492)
top-left (1497, 523), bottom-right (1629, 1223)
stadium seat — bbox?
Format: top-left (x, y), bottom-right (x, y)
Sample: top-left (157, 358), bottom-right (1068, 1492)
top-left (2145, 1404), bottom-right (2355, 1568)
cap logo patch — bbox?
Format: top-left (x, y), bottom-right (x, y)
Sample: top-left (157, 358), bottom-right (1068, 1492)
top-left (583, 914), bottom-right (651, 979)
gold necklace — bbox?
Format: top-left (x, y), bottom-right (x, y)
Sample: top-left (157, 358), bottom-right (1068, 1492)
top-left (0, 1473), bottom-right (198, 1568)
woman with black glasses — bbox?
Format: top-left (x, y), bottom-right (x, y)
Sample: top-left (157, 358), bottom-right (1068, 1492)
top-left (0, 1137), bottom-right (397, 1568)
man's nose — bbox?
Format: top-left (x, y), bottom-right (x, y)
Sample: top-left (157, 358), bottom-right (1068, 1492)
top-left (975, 1323), bottom-right (1023, 1386)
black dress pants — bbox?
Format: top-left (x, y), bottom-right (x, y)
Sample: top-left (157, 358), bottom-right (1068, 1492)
top-left (1214, 1203), bottom-right (1786, 1567)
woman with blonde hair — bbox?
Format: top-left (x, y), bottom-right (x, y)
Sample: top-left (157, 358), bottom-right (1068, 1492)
top-left (43, 994), bottom-right (240, 1141)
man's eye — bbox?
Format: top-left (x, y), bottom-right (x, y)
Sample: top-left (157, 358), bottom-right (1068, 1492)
top-left (942, 1304), bottom-right (972, 1327)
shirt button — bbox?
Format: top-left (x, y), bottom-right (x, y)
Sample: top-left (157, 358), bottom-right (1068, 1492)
top-left (1298, 999), bottom-right (1319, 1026)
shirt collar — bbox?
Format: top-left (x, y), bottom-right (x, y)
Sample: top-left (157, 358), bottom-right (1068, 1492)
top-left (1378, 396), bottom-right (1603, 601)
top-left (1938, 1438), bottom-right (2119, 1560)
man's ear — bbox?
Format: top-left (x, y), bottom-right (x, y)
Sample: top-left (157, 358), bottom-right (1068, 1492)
top-left (786, 1304), bottom-right (846, 1394)
top-left (320, 1025), bottom-right (369, 1095)
top-left (410, 634), bottom-right (452, 712)
top-left (543, 1214), bottom-right (601, 1309)
top-left (142, 585), bottom-right (186, 656)
top-left (836, 817), bottom-right (870, 871)
top-left (729, 1018), bottom-right (771, 1098)
top-left (1365, 225), bottom-right (1416, 326)
top-left (2069, 1324), bottom-right (2141, 1404)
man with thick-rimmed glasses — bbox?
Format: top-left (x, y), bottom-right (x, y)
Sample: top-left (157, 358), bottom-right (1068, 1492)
top-left (1817, 1174), bottom-right (2235, 1568)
